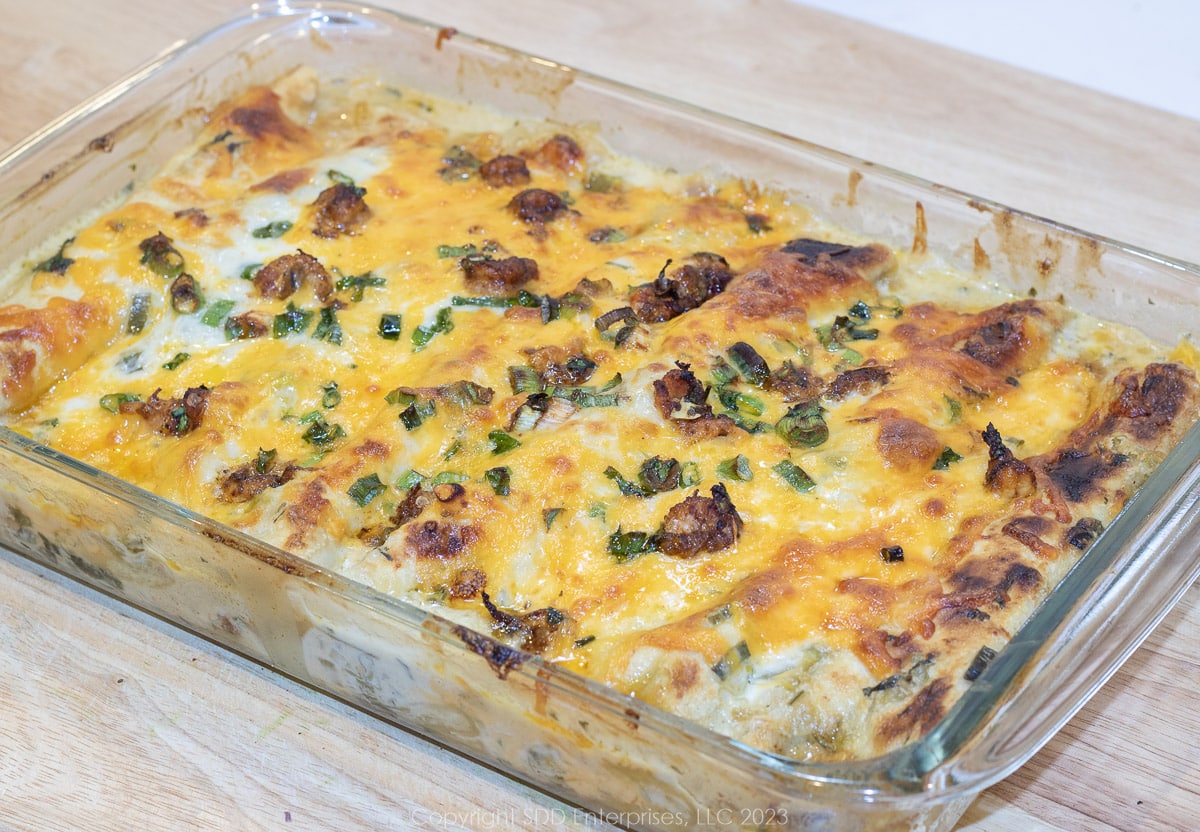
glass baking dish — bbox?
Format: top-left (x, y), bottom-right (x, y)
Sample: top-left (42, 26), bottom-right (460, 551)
top-left (1, 4), bottom-right (1198, 829)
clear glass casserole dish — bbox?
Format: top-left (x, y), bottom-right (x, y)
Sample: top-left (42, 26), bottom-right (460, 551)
top-left (1, 4), bottom-right (1198, 830)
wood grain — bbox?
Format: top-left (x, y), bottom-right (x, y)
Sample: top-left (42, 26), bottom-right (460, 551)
top-left (1, 1), bottom-right (1197, 830)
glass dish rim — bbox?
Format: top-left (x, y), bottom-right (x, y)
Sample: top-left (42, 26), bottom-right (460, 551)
top-left (1, 0), bottom-right (1198, 810)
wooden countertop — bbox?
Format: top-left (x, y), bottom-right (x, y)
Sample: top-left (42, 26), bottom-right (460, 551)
top-left (1, 2), bottom-right (1197, 830)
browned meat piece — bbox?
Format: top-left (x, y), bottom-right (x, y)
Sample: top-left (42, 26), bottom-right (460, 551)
top-left (479, 154), bottom-right (531, 187)
top-left (173, 207), bottom-right (210, 227)
top-left (659, 483), bottom-right (743, 557)
top-left (460, 255), bottom-right (539, 295)
top-left (392, 484), bottom-right (436, 526)
top-left (629, 253), bottom-right (734, 323)
top-left (253, 251), bottom-right (332, 301)
top-left (652, 361), bottom-right (736, 439)
top-left (447, 568), bottom-right (487, 600)
top-left (508, 189), bottom-right (571, 226)
top-left (982, 423), bottom-right (1037, 499)
top-left (524, 344), bottom-right (597, 386)
top-left (119, 386), bottom-right (210, 436)
top-left (224, 312), bottom-right (269, 340)
top-left (1108, 362), bottom-right (1192, 437)
top-left (826, 365), bottom-right (891, 400)
top-left (403, 520), bottom-right (478, 561)
top-left (311, 182), bottom-right (371, 238)
top-left (481, 591), bottom-right (570, 653)
top-left (766, 360), bottom-right (823, 402)
top-left (217, 449), bottom-right (299, 502)
top-left (533, 134), bottom-right (584, 172)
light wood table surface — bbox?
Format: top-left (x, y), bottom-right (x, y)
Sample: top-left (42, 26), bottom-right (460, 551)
top-left (1, 2), bottom-right (1198, 830)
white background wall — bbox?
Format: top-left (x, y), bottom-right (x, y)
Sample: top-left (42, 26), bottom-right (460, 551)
top-left (798, 1), bottom-right (1200, 121)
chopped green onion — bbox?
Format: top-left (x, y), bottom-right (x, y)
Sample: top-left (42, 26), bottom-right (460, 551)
top-left (301, 416), bottom-right (346, 447)
top-left (484, 466), bottom-right (511, 496)
top-left (321, 382), bottom-right (341, 409)
top-left (34, 236), bottom-right (75, 274)
top-left (431, 471), bottom-right (469, 485)
top-left (328, 169), bottom-right (357, 187)
top-left (543, 507), bottom-right (564, 531)
top-left (412, 307), bottom-right (454, 350)
top-left (549, 387), bottom-right (620, 408)
top-left (773, 459), bottom-right (816, 493)
top-left (378, 313), bottom-right (402, 340)
top-left (488, 429), bottom-right (520, 455)
top-left (224, 314), bottom-right (262, 341)
top-left (127, 292), bottom-right (152, 334)
top-left (727, 342), bottom-right (769, 386)
top-left (933, 447), bottom-right (963, 470)
top-left (162, 352), bottom-right (190, 371)
top-left (253, 448), bottom-right (277, 474)
top-left (239, 263), bottom-right (262, 280)
top-left (385, 388), bottom-right (417, 407)
top-left (585, 172), bottom-right (620, 193)
top-left (100, 392), bottom-right (140, 413)
top-left (439, 145), bottom-right (481, 182)
top-left (335, 272), bottom-right (386, 302)
top-left (848, 300), bottom-right (872, 320)
top-left (348, 473), bottom-right (386, 507)
top-left (437, 243), bottom-right (478, 258)
top-left (711, 640), bottom-right (752, 680)
top-left (944, 395), bottom-right (963, 424)
top-left (273, 303), bottom-right (313, 338)
top-left (395, 469), bottom-right (426, 491)
top-left (298, 410), bottom-right (323, 424)
top-left (717, 388), bottom-right (765, 417)
top-left (840, 348), bottom-right (864, 366)
top-left (604, 465), bottom-right (648, 497)
top-left (312, 305), bottom-right (344, 345)
top-left (638, 456), bottom-right (684, 494)
top-left (117, 352), bottom-right (142, 373)
top-left (251, 220), bottom-right (293, 239)
top-left (716, 454), bottom-right (753, 482)
top-left (706, 605), bottom-right (732, 625)
top-left (710, 359), bottom-right (739, 386)
top-left (775, 401), bottom-right (828, 448)
top-left (201, 299), bottom-right (236, 327)
top-left (138, 233), bottom-right (184, 278)
top-left (508, 365), bottom-right (544, 394)
top-left (608, 528), bottom-right (659, 562)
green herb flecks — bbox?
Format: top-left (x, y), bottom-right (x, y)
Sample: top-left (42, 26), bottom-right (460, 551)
top-left (484, 466), bottom-right (511, 496)
top-left (34, 236), bottom-right (76, 274)
top-left (348, 473), bottom-right (386, 507)
top-left (302, 416), bottom-right (346, 447)
top-left (100, 393), bottom-right (140, 413)
top-left (775, 401), bottom-right (828, 448)
top-left (273, 303), bottom-right (313, 338)
top-left (138, 233), bottom-right (184, 278)
top-left (716, 454), bottom-right (753, 482)
top-left (126, 292), bottom-right (152, 334)
top-left (412, 307), bottom-right (454, 350)
top-left (608, 528), bottom-right (660, 562)
top-left (335, 272), bottom-right (386, 302)
top-left (251, 220), bottom-right (293, 239)
top-left (200, 299), bottom-right (236, 327)
top-left (933, 447), bottom-right (963, 470)
top-left (312, 305), bottom-right (344, 345)
top-left (162, 352), bottom-right (190, 371)
top-left (488, 429), bottom-right (520, 455)
top-left (773, 459), bottom-right (816, 493)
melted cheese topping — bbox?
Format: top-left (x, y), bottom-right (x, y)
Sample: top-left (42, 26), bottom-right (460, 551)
top-left (3, 69), bottom-right (1196, 762)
